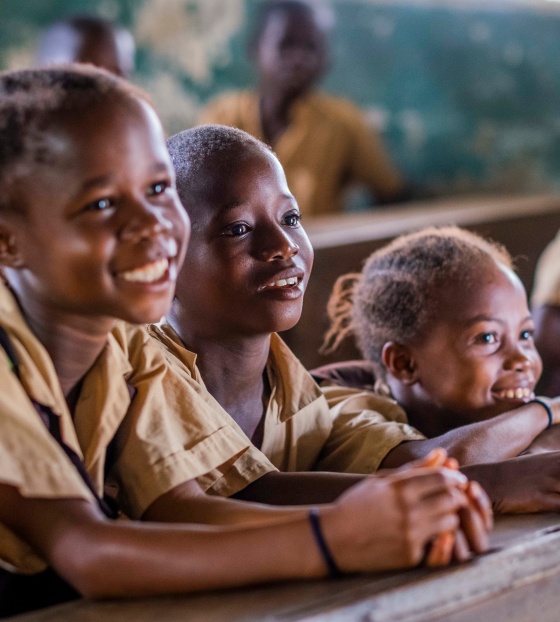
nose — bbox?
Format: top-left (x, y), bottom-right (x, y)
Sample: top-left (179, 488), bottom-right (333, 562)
top-left (257, 224), bottom-right (299, 262)
top-left (504, 343), bottom-right (534, 373)
top-left (120, 202), bottom-right (173, 243)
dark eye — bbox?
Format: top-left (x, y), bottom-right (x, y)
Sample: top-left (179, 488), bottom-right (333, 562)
top-left (475, 332), bottom-right (497, 345)
top-left (520, 329), bottom-right (534, 341)
top-left (84, 197), bottom-right (114, 212)
top-left (283, 212), bottom-right (302, 227)
top-left (224, 223), bottom-right (250, 237)
top-left (148, 181), bottom-right (170, 196)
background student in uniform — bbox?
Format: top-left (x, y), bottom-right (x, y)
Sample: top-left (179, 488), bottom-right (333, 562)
top-left (35, 14), bottom-right (135, 78)
top-left (0, 66), bottom-right (488, 617)
top-left (200, 0), bottom-right (405, 217)
top-left (321, 226), bottom-right (560, 512)
top-left (157, 124), bottom-right (543, 513)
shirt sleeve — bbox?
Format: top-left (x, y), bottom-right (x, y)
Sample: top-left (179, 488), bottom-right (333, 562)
top-left (199, 92), bottom-right (242, 126)
top-left (110, 326), bottom-right (254, 518)
top-left (531, 230), bottom-right (560, 307)
top-left (0, 359), bottom-right (94, 574)
top-left (314, 384), bottom-right (425, 474)
top-left (0, 359), bottom-right (93, 502)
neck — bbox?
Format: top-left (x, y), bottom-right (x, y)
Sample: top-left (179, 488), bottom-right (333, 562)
top-left (167, 305), bottom-right (271, 441)
top-left (7, 278), bottom-right (114, 399)
top-left (388, 378), bottom-right (453, 438)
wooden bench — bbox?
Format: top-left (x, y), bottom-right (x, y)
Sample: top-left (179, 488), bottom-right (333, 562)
top-left (283, 194), bottom-right (560, 368)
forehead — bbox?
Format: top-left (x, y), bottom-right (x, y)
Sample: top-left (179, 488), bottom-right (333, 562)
top-left (260, 8), bottom-right (326, 45)
top-left (438, 261), bottom-right (528, 324)
top-left (189, 148), bottom-right (289, 224)
top-left (12, 97), bottom-right (167, 208)
top-left (51, 96), bottom-right (161, 157)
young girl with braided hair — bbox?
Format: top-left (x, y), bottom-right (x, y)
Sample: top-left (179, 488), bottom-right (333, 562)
top-left (321, 226), bottom-right (560, 511)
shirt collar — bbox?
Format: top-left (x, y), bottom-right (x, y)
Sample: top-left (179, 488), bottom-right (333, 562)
top-left (266, 333), bottom-right (324, 423)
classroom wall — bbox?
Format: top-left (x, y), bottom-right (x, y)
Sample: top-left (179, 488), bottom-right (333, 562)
top-left (2, 0), bottom-right (560, 198)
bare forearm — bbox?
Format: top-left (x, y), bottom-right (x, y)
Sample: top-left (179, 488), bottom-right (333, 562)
top-left (144, 482), bottom-right (308, 525)
top-left (57, 513), bottom-right (323, 597)
top-left (233, 471), bottom-right (365, 505)
top-left (458, 452), bottom-right (560, 514)
top-left (381, 403), bottom-right (551, 469)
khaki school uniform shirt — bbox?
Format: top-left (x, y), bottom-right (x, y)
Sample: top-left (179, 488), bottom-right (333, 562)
top-left (200, 90), bottom-right (403, 217)
top-left (0, 283), bottom-right (250, 574)
top-left (149, 323), bottom-right (424, 494)
top-left (532, 230), bottom-right (560, 306)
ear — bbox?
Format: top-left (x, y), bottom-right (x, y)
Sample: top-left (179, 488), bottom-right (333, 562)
top-left (0, 225), bottom-right (24, 269)
top-left (381, 341), bottom-right (419, 385)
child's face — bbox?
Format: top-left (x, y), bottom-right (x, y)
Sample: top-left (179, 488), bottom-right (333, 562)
top-left (3, 98), bottom-right (189, 326)
top-left (402, 261), bottom-right (542, 425)
top-left (256, 9), bottom-right (328, 98)
top-left (175, 148), bottom-right (313, 339)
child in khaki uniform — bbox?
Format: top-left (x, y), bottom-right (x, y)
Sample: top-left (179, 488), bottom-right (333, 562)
top-left (153, 125), bottom-right (422, 506)
top-left (0, 67), bottom-right (488, 617)
top-left (323, 226), bottom-right (560, 513)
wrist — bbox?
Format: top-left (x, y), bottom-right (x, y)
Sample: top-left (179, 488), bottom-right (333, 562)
top-left (528, 397), bottom-right (554, 429)
top-left (308, 508), bottom-right (342, 579)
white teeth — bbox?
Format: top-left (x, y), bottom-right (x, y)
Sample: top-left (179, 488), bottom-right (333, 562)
top-left (497, 387), bottom-right (533, 399)
top-left (120, 258), bottom-right (168, 283)
top-left (267, 277), bottom-right (298, 288)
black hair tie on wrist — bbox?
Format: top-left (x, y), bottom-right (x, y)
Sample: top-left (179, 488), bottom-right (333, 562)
top-left (529, 398), bottom-right (554, 429)
top-left (308, 508), bottom-right (342, 579)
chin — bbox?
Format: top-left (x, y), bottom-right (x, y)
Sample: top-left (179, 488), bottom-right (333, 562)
top-left (123, 304), bottom-right (170, 326)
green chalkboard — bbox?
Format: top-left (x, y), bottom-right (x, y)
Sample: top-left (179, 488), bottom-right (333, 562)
top-left (2, 0), bottom-right (560, 197)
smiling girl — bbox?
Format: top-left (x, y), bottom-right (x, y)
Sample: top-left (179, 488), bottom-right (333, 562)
top-left (323, 227), bottom-right (548, 434)
top-left (320, 227), bottom-right (560, 511)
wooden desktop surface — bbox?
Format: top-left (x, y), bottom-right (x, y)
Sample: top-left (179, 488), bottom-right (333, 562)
top-left (13, 513), bottom-right (560, 622)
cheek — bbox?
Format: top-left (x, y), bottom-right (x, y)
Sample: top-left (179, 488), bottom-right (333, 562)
top-left (532, 349), bottom-right (544, 379)
top-left (298, 233), bottom-right (314, 275)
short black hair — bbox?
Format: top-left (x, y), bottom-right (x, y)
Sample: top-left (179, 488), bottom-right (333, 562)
top-left (166, 124), bottom-right (272, 219)
top-left (0, 65), bottom-right (148, 213)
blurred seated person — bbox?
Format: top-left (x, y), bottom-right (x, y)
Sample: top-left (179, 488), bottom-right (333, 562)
top-left (35, 14), bottom-right (135, 79)
top-left (532, 229), bottom-right (560, 396)
top-left (199, 0), bottom-right (406, 217)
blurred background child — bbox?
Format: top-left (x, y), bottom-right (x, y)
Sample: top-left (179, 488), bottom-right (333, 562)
top-left (200, 0), bottom-right (405, 216)
top-left (35, 14), bottom-right (135, 78)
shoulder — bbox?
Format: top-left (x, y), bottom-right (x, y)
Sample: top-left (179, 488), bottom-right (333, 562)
top-left (200, 90), bottom-right (257, 119)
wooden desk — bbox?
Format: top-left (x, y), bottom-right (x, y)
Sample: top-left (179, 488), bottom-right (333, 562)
top-left (284, 194), bottom-right (560, 368)
top-left (13, 513), bottom-right (560, 622)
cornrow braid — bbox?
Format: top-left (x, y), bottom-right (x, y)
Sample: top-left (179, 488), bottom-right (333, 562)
top-left (321, 272), bottom-right (360, 355)
top-left (323, 226), bottom-right (513, 382)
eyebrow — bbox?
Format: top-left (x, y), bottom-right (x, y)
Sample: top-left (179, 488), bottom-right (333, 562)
top-left (465, 314), bottom-right (532, 326)
top-left (218, 193), bottom-right (297, 212)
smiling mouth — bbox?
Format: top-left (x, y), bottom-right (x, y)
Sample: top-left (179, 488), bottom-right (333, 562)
top-left (259, 276), bottom-right (300, 291)
top-left (493, 387), bottom-right (535, 400)
top-left (118, 258), bottom-right (170, 283)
